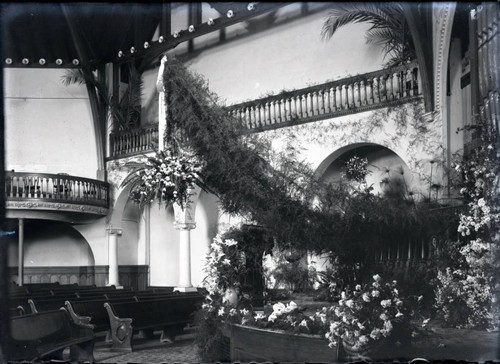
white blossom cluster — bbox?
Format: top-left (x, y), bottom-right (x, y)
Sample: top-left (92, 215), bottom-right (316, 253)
top-left (322, 274), bottom-right (405, 351)
top-left (132, 149), bottom-right (200, 206)
top-left (202, 233), bottom-right (243, 296)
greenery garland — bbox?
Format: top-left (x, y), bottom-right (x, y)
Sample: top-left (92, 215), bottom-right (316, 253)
top-left (160, 58), bottom-right (458, 285)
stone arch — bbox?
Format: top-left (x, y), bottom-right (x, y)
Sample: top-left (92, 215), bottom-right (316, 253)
top-left (315, 143), bottom-right (420, 197)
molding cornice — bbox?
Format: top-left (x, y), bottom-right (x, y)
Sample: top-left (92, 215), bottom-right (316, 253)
top-left (6, 200), bottom-right (108, 215)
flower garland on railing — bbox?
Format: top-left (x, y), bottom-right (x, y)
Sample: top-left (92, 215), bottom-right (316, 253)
top-left (129, 148), bottom-right (201, 208)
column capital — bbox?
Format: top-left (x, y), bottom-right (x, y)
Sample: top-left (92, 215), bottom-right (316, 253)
top-left (107, 227), bottom-right (122, 235)
top-left (174, 222), bottom-right (196, 230)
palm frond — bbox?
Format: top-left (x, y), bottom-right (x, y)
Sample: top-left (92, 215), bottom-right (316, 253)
top-left (321, 3), bottom-right (400, 40)
top-left (61, 69), bottom-right (87, 86)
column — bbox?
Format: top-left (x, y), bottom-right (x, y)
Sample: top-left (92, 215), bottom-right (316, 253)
top-left (107, 227), bottom-right (122, 288)
top-left (18, 218), bottom-right (24, 286)
top-left (174, 222), bottom-right (197, 293)
top-left (145, 205), bottom-right (151, 286)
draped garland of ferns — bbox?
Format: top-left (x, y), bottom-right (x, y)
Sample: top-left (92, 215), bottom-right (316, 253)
top-left (160, 58), bottom-right (457, 275)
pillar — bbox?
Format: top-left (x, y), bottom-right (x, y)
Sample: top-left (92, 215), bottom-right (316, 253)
top-left (18, 218), bottom-right (24, 286)
top-left (107, 227), bottom-right (122, 288)
top-left (145, 205), bottom-right (151, 286)
top-left (174, 222), bottom-right (197, 293)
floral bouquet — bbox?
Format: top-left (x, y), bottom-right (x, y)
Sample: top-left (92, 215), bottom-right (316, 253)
top-left (130, 148), bottom-right (201, 208)
top-left (321, 274), bottom-right (408, 354)
top-left (202, 234), bottom-right (246, 297)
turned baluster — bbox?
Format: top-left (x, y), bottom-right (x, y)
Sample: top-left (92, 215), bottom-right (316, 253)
top-left (246, 107), bottom-right (252, 129)
top-left (309, 92), bottom-right (315, 116)
top-left (256, 105), bottom-right (262, 127)
top-left (388, 73), bottom-right (394, 100)
top-left (324, 88), bottom-right (331, 113)
top-left (252, 105), bottom-right (258, 128)
top-left (337, 85), bottom-right (343, 110)
top-left (344, 84), bottom-right (349, 109)
top-left (277, 100), bottom-right (283, 123)
top-left (319, 90), bottom-right (325, 114)
top-left (332, 87), bottom-right (338, 111)
top-left (288, 97), bottom-right (293, 120)
top-left (359, 80), bottom-right (366, 105)
top-left (301, 94), bottom-right (307, 118)
top-left (355, 82), bottom-right (362, 107)
top-left (348, 83), bottom-right (354, 108)
top-left (297, 95), bottom-right (303, 118)
top-left (351, 83), bottom-right (356, 108)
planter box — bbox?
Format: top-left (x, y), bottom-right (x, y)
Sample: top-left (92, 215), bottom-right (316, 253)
top-left (224, 324), bottom-right (338, 362)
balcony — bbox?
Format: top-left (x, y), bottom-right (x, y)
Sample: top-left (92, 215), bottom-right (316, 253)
top-left (228, 61), bottom-right (422, 132)
top-left (109, 62), bottom-right (422, 158)
top-left (5, 172), bottom-right (109, 223)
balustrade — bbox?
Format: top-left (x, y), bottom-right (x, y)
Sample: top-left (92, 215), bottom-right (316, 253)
top-left (110, 126), bottom-right (158, 159)
top-left (5, 171), bottom-right (109, 208)
top-left (228, 61), bottom-right (420, 132)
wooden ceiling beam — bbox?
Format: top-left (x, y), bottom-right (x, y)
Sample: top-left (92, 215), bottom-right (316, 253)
top-left (100, 2), bottom-right (292, 73)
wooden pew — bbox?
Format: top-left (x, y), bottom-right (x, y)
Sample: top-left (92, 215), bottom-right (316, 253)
top-left (65, 297), bottom-right (137, 341)
top-left (8, 308), bottom-right (95, 362)
top-left (104, 294), bottom-right (204, 352)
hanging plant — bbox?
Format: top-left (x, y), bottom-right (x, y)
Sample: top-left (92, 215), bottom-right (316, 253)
top-left (126, 148), bottom-right (202, 208)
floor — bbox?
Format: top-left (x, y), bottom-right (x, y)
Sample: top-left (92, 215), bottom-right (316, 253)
top-left (63, 324), bottom-right (500, 363)
top-left (68, 333), bottom-right (200, 363)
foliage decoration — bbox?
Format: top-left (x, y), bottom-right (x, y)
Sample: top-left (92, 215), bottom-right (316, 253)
top-left (122, 148), bottom-right (201, 209)
top-left (434, 115), bottom-right (500, 330)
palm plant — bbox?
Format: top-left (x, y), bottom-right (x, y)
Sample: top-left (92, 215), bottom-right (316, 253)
top-left (321, 3), bottom-right (414, 67)
top-left (61, 64), bottom-right (143, 131)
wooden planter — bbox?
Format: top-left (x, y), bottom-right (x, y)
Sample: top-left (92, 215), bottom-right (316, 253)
top-left (223, 324), bottom-right (339, 362)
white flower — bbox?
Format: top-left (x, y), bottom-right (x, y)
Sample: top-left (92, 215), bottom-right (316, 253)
top-left (345, 299), bottom-right (354, 308)
top-left (218, 307), bottom-right (225, 316)
top-left (379, 313), bottom-right (389, 321)
top-left (396, 312), bottom-right (404, 318)
top-left (371, 290), bottom-right (380, 298)
top-left (229, 308), bottom-right (238, 316)
top-left (370, 329), bottom-right (382, 340)
top-left (268, 313), bottom-right (278, 322)
top-left (254, 313), bottom-right (266, 320)
top-left (284, 301), bottom-right (298, 313)
top-left (359, 335), bottom-right (369, 345)
top-left (362, 293), bottom-right (371, 302)
top-left (355, 284), bottom-right (362, 291)
top-left (299, 319), bottom-right (308, 327)
top-left (373, 274), bottom-right (382, 282)
top-left (380, 299), bottom-right (391, 308)
top-left (272, 302), bottom-right (286, 315)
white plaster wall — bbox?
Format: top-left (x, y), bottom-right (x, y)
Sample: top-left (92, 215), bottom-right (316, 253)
top-left (3, 68), bottom-right (98, 178)
top-left (149, 203), bottom-right (179, 286)
top-left (7, 221), bottom-right (94, 267)
top-left (184, 6), bottom-right (385, 105)
top-left (73, 218), bottom-right (108, 266)
top-left (191, 191), bottom-right (220, 286)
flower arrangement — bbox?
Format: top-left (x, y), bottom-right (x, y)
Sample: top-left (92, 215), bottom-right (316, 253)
top-left (434, 115), bottom-right (500, 330)
top-left (321, 274), bottom-right (408, 353)
top-left (130, 148), bottom-right (201, 208)
top-left (203, 233), bottom-right (246, 296)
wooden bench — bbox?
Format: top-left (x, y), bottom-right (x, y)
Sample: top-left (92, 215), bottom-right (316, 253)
top-left (65, 297), bottom-right (136, 341)
top-left (104, 294), bottom-right (204, 351)
top-left (8, 308), bottom-right (95, 362)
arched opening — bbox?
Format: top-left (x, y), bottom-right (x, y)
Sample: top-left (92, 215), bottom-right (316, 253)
top-left (6, 219), bottom-right (95, 284)
top-left (318, 143), bottom-right (414, 197)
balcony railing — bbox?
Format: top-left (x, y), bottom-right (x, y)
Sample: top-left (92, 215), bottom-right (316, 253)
top-left (109, 126), bottom-right (158, 159)
top-left (228, 61), bottom-right (421, 132)
top-left (109, 62), bottom-right (421, 158)
top-left (5, 171), bottom-right (109, 208)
